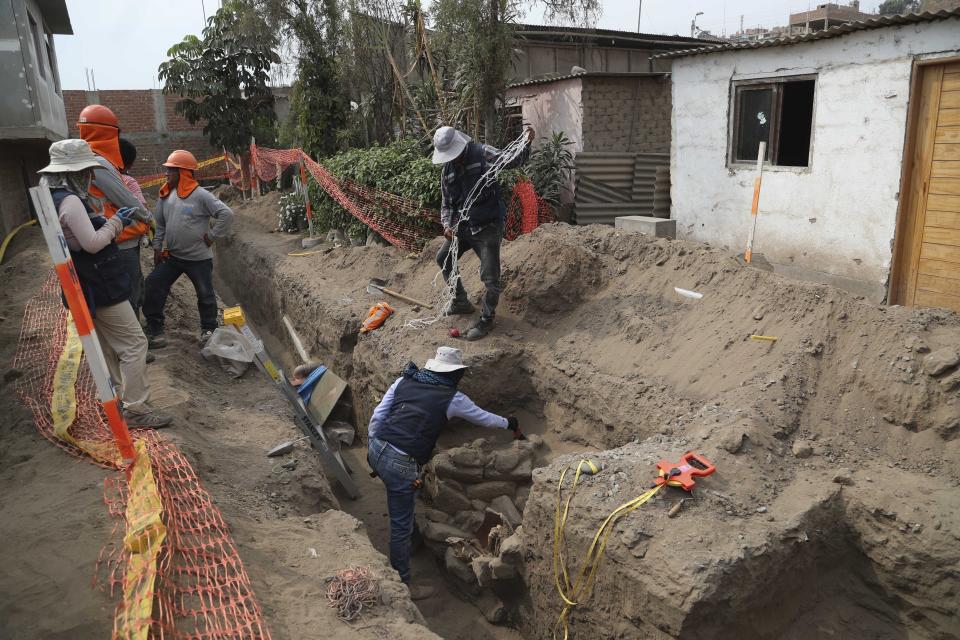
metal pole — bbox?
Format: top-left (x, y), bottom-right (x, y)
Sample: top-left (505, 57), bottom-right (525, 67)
top-left (637, 0), bottom-right (642, 32)
top-left (744, 141), bottom-right (766, 264)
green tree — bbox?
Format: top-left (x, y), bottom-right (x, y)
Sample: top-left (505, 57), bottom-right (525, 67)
top-left (877, 0), bottom-right (920, 14)
top-left (258, 0), bottom-right (349, 157)
top-left (158, 1), bottom-right (280, 154)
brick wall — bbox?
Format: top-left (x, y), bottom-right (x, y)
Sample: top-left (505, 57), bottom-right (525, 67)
top-left (63, 89), bottom-right (222, 180)
top-left (580, 76), bottom-right (671, 153)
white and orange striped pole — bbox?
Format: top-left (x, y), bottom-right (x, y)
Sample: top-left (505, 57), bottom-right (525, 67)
top-left (744, 141), bottom-right (766, 264)
top-left (29, 181), bottom-right (137, 473)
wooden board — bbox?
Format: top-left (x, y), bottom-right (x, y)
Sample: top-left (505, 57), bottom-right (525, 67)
top-left (929, 177), bottom-right (960, 196)
top-left (919, 257), bottom-right (960, 279)
top-left (935, 127), bottom-right (960, 144)
top-left (305, 368), bottom-right (348, 429)
top-left (939, 109), bottom-right (960, 127)
top-left (921, 242), bottom-right (960, 264)
top-left (941, 91), bottom-right (960, 110)
top-left (927, 193), bottom-right (960, 211)
top-left (917, 273), bottom-right (960, 297)
top-left (931, 161), bottom-right (960, 178)
top-left (923, 227), bottom-right (960, 247)
top-left (925, 209), bottom-right (960, 230)
top-left (933, 143), bottom-right (960, 161)
top-left (915, 289), bottom-right (960, 310)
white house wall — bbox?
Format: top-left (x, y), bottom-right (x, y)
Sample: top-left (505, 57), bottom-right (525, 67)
top-left (670, 19), bottom-right (960, 301)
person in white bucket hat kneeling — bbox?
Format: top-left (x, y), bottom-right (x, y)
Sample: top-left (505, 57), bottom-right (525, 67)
top-left (432, 125), bottom-right (534, 341)
top-left (366, 346), bottom-right (521, 599)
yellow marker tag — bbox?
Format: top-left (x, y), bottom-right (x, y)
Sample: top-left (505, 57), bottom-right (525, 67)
top-left (750, 335), bottom-right (778, 342)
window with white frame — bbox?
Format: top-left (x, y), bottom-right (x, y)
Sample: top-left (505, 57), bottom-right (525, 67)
top-left (730, 76), bottom-right (816, 167)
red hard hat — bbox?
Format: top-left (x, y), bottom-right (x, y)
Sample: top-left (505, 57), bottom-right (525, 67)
top-left (78, 104), bottom-right (119, 128)
top-left (163, 149), bottom-right (199, 170)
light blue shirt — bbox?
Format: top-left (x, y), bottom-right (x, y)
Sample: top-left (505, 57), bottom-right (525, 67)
top-left (368, 377), bottom-right (509, 447)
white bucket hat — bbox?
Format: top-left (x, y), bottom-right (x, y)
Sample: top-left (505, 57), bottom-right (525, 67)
top-left (432, 126), bottom-right (471, 164)
top-left (423, 346), bottom-right (468, 372)
top-left (39, 139), bottom-right (102, 174)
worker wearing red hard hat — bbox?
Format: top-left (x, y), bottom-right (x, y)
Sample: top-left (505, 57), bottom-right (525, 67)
top-left (143, 150), bottom-right (234, 349)
top-left (77, 104), bottom-right (154, 319)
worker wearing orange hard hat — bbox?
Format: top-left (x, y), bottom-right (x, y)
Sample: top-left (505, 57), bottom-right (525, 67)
top-left (143, 150), bottom-right (234, 349)
top-left (77, 104), bottom-right (154, 319)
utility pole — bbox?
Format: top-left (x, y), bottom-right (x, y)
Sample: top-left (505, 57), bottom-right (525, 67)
top-left (690, 11), bottom-right (704, 38)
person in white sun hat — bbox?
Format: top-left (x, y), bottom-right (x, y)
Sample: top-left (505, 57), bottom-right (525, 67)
top-left (432, 125), bottom-right (535, 341)
top-left (366, 346), bottom-right (521, 598)
top-left (39, 139), bottom-right (172, 430)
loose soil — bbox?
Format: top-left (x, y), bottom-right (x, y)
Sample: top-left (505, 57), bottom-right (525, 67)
top-left (2, 188), bottom-right (959, 639)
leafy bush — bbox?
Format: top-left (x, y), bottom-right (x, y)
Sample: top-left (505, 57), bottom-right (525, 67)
top-left (307, 139), bottom-right (442, 242)
top-left (525, 132), bottom-right (575, 208)
top-left (277, 191), bottom-right (307, 233)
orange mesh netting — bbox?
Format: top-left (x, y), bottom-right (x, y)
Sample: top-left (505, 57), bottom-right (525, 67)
top-left (230, 143), bottom-right (554, 253)
top-left (14, 275), bottom-right (271, 639)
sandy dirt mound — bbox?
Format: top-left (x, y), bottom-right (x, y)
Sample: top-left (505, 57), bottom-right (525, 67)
top-left (216, 199), bottom-right (959, 640)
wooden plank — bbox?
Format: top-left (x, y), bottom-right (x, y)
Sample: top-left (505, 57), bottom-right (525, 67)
top-left (903, 66), bottom-right (945, 305)
top-left (925, 209), bottom-right (960, 230)
top-left (940, 109), bottom-right (960, 127)
top-left (929, 177), bottom-right (960, 196)
top-left (944, 74), bottom-right (960, 93)
top-left (918, 273), bottom-right (960, 296)
top-left (922, 227), bottom-right (960, 247)
top-left (936, 127), bottom-right (960, 144)
top-left (927, 193), bottom-right (960, 211)
top-left (915, 288), bottom-right (960, 312)
top-left (921, 241), bottom-right (960, 264)
top-left (932, 160), bottom-right (960, 178)
top-left (934, 143), bottom-right (960, 160)
top-left (919, 258), bottom-right (960, 280)
top-left (942, 92), bottom-right (960, 110)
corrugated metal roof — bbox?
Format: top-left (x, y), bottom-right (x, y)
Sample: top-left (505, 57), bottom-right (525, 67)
top-left (515, 23), bottom-right (711, 46)
top-left (507, 71), bottom-right (668, 90)
top-left (653, 9), bottom-right (960, 60)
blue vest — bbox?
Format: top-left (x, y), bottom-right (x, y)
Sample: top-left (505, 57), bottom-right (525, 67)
top-left (52, 188), bottom-right (131, 316)
top-left (376, 373), bottom-right (458, 465)
top-left (443, 142), bottom-right (504, 228)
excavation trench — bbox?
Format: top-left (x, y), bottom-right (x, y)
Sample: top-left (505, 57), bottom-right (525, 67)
top-left (213, 194), bottom-right (960, 639)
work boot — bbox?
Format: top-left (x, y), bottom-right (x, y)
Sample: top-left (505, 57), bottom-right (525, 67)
top-left (443, 297), bottom-right (475, 316)
top-left (407, 584), bottom-right (435, 601)
top-left (124, 409), bottom-right (173, 429)
top-left (145, 330), bottom-right (167, 350)
top-left (199, 330), bottom-right (214, 346)
top-left (465, 317), bottom-right (493, 341)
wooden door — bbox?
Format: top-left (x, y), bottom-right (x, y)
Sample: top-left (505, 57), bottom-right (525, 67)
top-left (896, 61), bottom-right (960, 311)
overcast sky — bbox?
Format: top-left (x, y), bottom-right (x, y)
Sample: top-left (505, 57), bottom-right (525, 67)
top-left (54, 0), bottom-right (887, 90)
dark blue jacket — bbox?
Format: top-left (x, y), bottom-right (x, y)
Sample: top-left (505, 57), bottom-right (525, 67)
top-left (442, 142), bottom-right (504, 229)
top-left (376, 368), bottom-right (458, 465)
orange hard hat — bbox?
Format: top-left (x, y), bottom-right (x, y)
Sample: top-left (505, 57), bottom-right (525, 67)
top-left (163, 150), bottom-right (199, 170)
top-left (78, 104), bottom-right (119, 128)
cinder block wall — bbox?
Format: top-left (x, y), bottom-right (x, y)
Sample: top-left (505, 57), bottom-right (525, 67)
top-left (580, 76), bottom-right (671, 153)
top-left (63, 90), bottom-right (221, 180)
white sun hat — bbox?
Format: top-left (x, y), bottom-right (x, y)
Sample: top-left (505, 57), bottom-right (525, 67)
top-left (423, 346), bottom-right (468, 372)
top-left (432, 126), bottom-right (471, 164)
top-left (39, 139), bottom-right (102, 174)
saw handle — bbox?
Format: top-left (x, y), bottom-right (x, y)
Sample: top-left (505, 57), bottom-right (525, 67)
top-left (376, 285), bottom-right (434, 310)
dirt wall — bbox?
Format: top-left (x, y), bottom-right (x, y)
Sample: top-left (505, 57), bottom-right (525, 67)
top-left (217, 199), bottom-right (960, 639)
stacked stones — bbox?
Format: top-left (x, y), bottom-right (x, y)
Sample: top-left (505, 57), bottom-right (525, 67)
top-left (415, 435), bottom-right (542, 622)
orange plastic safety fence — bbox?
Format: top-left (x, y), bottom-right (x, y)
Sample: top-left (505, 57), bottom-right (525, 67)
top-left (229, 143), bottom-right (554, 253)
top-left (14, 275), bottom-right (271, 639)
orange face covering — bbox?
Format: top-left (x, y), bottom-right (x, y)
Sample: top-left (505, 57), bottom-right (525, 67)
top-left (159, 169), bottom-right (200, 199)
top-left (78, 123), bottom-right (123, 171)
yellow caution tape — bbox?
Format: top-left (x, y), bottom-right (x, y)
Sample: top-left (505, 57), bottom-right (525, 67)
top-left (116, 439), bottom-right (166, 640)
top-left (51, 318), bottom-right (119, 465)
top-left (52, 319), bottom-right (165, 638)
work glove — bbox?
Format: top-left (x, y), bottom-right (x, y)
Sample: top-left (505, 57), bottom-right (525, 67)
top-left (116, 207), bottom-right (138, 227)
top-left (154, 249), bottom-right (166, 266)
top-left (507, 416), bottom-right (519, 433)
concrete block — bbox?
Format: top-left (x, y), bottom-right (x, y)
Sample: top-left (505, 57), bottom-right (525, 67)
top-left (614, 215), bottom-right (676, 239)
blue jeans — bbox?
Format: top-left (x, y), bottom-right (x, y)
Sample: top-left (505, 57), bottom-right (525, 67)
top-left (143, 256), bottom-right (217, 334)
top-left (368, 437), bottom-right (420, 583)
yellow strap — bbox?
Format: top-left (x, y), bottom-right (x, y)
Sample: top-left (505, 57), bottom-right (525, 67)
top-left (0, 219), bottom-right (37, 265)
top-left (552, 460), bottom-right (663, 639)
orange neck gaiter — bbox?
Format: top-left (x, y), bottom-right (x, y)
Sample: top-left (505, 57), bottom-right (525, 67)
top-left (79, 123), bottom-right (123, 171)
top-left (159, 169), bottom-right (200, 199)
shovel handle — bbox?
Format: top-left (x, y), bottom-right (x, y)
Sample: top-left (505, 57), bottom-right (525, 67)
top-left (379, 286), bottom-right (434, 310)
